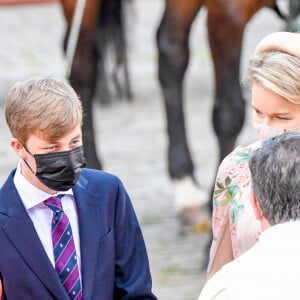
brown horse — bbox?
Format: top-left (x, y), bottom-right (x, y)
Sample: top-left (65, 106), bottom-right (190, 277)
top-left (60, 0), bottom-right (293, 228)
top-left (155, 0), bottom-right (292, 227)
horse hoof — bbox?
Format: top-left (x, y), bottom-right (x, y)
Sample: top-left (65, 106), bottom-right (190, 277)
top-left (173, 176), bottom-right (211, 232)
top-left (178, 205), bottom-right (211, 233)
top-left (174, 176), bottom-right (208, 209)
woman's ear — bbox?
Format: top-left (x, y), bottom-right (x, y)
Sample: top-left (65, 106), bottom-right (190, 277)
top-left (250, 190), bottom-right (263, 221)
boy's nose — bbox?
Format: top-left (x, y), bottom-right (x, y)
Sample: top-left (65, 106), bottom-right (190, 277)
top-left (262, 117), bottom-right (272, 126)
top-left (57, 145), bottom-right (73, 152)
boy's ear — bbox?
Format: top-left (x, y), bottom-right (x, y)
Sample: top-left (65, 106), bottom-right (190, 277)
top-left (10, 138), bottom-right (27, 159)
top-left (250, 190), bottom-right (263, 220)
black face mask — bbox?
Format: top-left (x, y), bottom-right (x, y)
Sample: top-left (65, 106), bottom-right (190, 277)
top-left (24, 146), bottom-right (86, 191)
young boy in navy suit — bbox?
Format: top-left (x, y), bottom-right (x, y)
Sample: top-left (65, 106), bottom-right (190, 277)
top-left (0, 76), bottom-right (157, 299)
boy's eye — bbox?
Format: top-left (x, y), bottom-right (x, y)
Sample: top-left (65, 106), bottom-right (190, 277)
top-left (72, 140), bottom-right (79, 144)
top-left (253, 108), bottom-right (263, 115)
top-left (275, 116), bottom-right (290, 121)
top-left (45, 145), bottom-right (56, 151)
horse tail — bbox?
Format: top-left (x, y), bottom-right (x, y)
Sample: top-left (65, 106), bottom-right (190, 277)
top-left (96, 0), bottom-right (133, 105)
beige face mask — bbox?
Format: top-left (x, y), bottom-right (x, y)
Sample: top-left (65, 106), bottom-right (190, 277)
top-left (252, 121), bottom-right (300, 141)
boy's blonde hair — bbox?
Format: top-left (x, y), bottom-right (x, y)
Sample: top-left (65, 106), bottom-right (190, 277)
top-left (248, 50), bottom-right (300, 105)
top-left (5, 76), bottom-right (83, 146)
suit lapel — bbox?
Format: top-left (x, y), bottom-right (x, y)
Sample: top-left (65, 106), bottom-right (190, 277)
top-left (1, 171), bottom-right (69, 300)
top-left (73, 180), bottom-right (102, 300)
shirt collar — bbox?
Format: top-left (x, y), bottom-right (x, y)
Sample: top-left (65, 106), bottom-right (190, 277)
top-left (14, 160), bottom-right (74, 210)
top-left (260, 220), bottom-right (300, 241)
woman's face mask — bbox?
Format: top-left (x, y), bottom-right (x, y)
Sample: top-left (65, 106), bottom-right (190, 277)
top-left (24, 146), bottom-right (86, 191)
top-left (252, 121), bottom-right (300, 141)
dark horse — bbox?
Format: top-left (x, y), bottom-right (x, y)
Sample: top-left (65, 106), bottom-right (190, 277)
top-left (156, 0), bottom-right (293, 227)
top-left (60, 0), bottom-right (293, 228)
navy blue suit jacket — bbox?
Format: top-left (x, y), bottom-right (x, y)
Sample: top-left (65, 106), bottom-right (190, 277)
top-left (0, 168), bottom-right (157, 299)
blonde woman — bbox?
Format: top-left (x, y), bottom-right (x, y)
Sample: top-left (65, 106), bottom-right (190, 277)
top-left (207, 32), bottom-right (300, 278)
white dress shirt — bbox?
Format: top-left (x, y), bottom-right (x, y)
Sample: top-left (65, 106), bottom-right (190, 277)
top-left (13, 161), bottom-right (81, 270)
top-left (198, 221), bottom-right (300, 300)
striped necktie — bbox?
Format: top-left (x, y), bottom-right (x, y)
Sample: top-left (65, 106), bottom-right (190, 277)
top-left (44, 195), bottom-right (83, 300)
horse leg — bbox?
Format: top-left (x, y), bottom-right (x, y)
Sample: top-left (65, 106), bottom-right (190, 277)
top-left (156, 0), bottom-right (210, 230)
top-left (72, 33), bottom-right (102, 169)
top-left (61, 0), bottom-right (102, 169)
top-left (96, 0), bottom-right (132, 103)
top-left (206, 0), bottom-right (271, 161)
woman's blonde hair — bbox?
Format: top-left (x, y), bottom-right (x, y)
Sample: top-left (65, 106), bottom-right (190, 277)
top-left (5, 76), bottom-right (83, 146)
top-left (247, 50), bottom-right (300, 105)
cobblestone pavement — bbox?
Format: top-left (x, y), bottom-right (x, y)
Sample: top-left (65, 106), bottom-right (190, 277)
top-left (0, 2), bottom-right (284, 299)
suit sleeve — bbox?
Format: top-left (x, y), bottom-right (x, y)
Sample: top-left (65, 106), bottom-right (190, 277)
top-left (113, 179), bottom-right (157, 300)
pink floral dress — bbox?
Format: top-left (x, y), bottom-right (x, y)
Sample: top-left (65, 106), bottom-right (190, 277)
top-left (208, 141), bottom-right (262, 272)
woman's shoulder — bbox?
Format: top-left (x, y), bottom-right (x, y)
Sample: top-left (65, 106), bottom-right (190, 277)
top-left (221, 141), bottom-right (261, 167)
top-left (215, 141), bottom-right (261, 189)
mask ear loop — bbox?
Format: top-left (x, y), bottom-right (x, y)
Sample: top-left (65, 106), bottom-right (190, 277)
top-left (22, 146), bottom-right (36, 175)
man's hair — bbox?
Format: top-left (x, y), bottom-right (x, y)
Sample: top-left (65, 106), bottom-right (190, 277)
top-left (249, 132), bottom-right (300, 225)
top-left (5, 76), bottom-right (83, 146)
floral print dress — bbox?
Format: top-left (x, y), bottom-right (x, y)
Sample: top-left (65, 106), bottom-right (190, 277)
top-left (208, 141), bottom-right (262, 272)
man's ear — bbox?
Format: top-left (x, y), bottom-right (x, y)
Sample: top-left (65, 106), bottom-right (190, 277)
top-left (250, 190), bottom-right (264, 220)
top-left (10, 138), bottom-right (27, 160)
